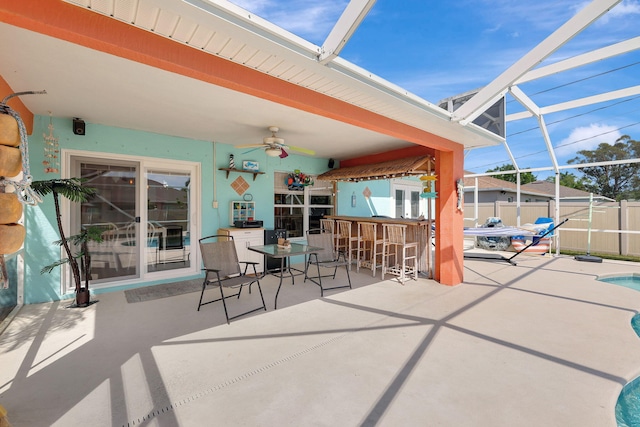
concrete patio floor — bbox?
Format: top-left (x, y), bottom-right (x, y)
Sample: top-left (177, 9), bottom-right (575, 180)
top-left (2, 254), bottom-right (640, 426)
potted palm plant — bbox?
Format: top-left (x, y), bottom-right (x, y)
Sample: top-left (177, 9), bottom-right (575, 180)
top-left (32, 178), bottom-right (100, 307)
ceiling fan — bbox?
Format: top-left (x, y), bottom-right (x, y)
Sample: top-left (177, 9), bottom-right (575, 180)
top-left (236, 126), bottom-right (316, 158)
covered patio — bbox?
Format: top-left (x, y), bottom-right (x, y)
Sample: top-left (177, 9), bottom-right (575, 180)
top-left (1, 1), bottom-right (640, 424)
top-left (1, 256), bottom-right (640, 426)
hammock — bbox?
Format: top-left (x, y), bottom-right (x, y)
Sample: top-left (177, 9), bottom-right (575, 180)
top-left (464, 218), bottom-right (568, 266)
top-left (463, 227), bottom-right (537, 237)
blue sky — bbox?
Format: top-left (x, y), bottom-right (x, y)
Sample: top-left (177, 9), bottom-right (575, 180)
top-left (229, 0), bottom-right (640, 179)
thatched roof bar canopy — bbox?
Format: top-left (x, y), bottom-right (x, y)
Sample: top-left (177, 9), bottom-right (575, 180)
top-left (317, 155), bottom-right (434, 182)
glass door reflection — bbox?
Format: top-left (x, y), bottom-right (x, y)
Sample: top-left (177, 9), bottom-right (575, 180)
top-left (146, 170), bottom-right (191, 271)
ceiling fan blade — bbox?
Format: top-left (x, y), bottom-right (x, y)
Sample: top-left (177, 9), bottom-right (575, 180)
top-left (235, 143), bottom-right (266, 149)
top-left (287, 145), bottom-right (316, 156)
top-left (242, 147), bottom-right (263, 155)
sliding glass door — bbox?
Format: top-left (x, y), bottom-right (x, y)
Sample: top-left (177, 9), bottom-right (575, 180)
top-left (68, 154), bottom-right (196, 290)
top-left (146, 170), bottom-right (191, 271)
top-left (78, 160), bottom-right (139, 282)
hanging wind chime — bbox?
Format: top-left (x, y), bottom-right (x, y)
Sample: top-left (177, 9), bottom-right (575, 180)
top-left (43, 112), bottom-right (59, 173)
top-left (419, 175), bottom-right (438, 198)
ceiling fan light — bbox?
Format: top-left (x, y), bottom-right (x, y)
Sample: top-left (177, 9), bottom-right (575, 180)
top-left (264, 136), bottom-right (284, 145)
top-left (266, 147), bottom-right (282, 157)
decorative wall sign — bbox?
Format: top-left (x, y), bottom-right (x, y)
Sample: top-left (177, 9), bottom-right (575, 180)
top-left (231, 175), bottom-right (250, 195)
top-left (243, 160), bottom-right (259, 171)
top-left (420, 174), bottom-right (438, 198)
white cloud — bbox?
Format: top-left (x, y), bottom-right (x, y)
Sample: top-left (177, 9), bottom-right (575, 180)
top-left (597, 0), bottom-right (640, 24)
top-left (228, 0), bottom-right (348, 43)
top-left (483, 24), bottom-right (502, 34)
top-left (554, 123), bottom-right (622, 158)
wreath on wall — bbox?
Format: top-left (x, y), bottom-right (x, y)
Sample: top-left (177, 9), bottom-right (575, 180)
top-left (286, 170), bottom-right (314, 191)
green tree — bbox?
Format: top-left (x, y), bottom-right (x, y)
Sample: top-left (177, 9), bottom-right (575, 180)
top-left (544, 172), bottom-right (588, 191)
top-left (486, 164), bottom-right (537, 184)
top-left (568, 135), bottom-right (640, 201)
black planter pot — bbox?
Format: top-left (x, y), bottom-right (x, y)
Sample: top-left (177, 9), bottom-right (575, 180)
top-left (75, 288), bottom-right (90, 307)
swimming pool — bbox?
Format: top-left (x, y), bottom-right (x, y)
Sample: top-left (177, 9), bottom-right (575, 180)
top-left (602, 275), bottom-right (640, 427)
top-left (599, 274), bottom-right (640, 291)
top-left (616, 313), bottom-right (640, 427)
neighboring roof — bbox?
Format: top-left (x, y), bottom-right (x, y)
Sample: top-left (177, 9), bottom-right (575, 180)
top-left (521, 181), bottom-right (614, 201)
top-left (463, 176), bottom-right (614, 201)
top-left (463, 174), bottom-right (519, 192)
top-left (317, 156), bottom-right (433, 182)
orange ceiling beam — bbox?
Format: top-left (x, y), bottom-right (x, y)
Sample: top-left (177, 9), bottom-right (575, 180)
top-left (0, 0), bottom-right (461, 154)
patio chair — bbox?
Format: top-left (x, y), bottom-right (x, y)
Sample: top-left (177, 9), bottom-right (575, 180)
top-left (304, 229), bottom-right (352, 297)
top-left (198, 235), bottom-right (266, 324)
top-left (319, 217), bottom-right (336, 248)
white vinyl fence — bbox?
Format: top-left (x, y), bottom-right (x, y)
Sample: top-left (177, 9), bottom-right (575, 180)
top-left (464, 200), bottom-right (640, 257)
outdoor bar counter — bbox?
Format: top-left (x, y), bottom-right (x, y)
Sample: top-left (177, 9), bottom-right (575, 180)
top-left (327, 216), bottom-right (432, 278)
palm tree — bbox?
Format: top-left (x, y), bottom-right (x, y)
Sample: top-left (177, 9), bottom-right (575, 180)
top-left (32, 178), bottom-right (99, 306)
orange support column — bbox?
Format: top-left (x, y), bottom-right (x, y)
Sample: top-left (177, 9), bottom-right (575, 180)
top-left (434, 147), bottom-right (464, 286)
top-left (0, 75), bottom-right (34, 135)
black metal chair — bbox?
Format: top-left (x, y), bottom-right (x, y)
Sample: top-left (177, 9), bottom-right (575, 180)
top-left (197, 235), bottom-right (266, 324)
top-left (304, 229), bottom-right (352, 297)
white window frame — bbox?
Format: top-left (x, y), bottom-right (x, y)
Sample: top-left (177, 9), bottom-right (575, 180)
top-left (274, 172), bottom-right (333, 241)
top-left (391, 178), bottom-right (428, 219)
top-left (61, 149), bottom-right (201, 293)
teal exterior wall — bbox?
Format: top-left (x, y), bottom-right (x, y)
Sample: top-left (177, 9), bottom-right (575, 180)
top-left (214, 145), bottom-right (338, 231)
top-left (21, 115), bottom-right (341, 304)
top-left (337, 180), bottom-right (392, 217)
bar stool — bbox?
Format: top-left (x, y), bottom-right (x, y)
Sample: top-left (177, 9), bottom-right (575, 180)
top-left (357, 222), bottom-right (384, 276)
top-left (381, 224), bottom-right (418, 283)
top-left (335, 220), bottom-right (358, 270)
top-left (319, 218), bottom-right (335, 234)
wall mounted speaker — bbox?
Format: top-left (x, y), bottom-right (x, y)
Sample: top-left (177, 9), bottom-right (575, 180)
top-left (328, 158), bottom-right (335, 169)
top-left (73, 118), bottom-right (85, 135)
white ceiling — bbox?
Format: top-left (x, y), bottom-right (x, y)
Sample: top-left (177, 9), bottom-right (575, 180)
top-left (0, 0), bottom-right (502, 161)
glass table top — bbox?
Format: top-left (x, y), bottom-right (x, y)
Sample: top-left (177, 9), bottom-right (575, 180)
top-left (248, 243), bottom-right (324, 257)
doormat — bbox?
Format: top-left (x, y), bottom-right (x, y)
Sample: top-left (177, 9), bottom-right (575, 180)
top-left (124, 279), bottom-right (202, 303)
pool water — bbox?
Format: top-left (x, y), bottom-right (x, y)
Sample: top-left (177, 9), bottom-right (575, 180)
top-left (616, 314), bottom-right (640, 427)
top-left (606, 276), bottom-right (640, 427)
top-left (599, 275), bottom-right (640, 291)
